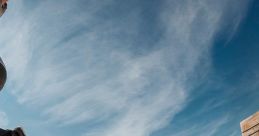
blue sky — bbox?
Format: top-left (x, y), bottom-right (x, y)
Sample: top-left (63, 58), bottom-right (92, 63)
top-left (0, 0), bottom-right (258, 136)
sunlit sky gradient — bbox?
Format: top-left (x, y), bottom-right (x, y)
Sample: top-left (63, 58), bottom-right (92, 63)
top-left (0, 0), bottom-right (258, 136)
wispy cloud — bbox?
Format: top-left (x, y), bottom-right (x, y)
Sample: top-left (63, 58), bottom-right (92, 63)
top-left (172, 116), bottom-right (229, 136)
top-left (0, 0), bottom-right (252, 136)
top-left (0, 111), bottom-right (9, 128)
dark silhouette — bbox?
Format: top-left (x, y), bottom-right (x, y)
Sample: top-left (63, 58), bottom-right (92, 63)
top-left (0, 127), bottom-right (25, 136)
top-left (0, 59), bottom-right (26, 136)
top-left (0, 0), bottom-right (7, 17)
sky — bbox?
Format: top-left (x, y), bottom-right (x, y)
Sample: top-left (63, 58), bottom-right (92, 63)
top-left (0, 0), bottom-right (258, 136)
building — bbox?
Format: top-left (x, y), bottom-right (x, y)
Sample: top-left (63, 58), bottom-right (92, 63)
top-left (240, 112), bottom-right (259, 136)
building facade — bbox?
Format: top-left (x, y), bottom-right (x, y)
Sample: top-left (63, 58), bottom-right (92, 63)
top-left (240, 112), bottom-right (259, 136)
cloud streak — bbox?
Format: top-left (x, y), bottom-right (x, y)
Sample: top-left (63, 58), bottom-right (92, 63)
top-left (172, 116), bottom-right (229, 136)
top-left (0, 111), bottom-right (8, 128)
top-left (0, 0), bottom-right (252, 136)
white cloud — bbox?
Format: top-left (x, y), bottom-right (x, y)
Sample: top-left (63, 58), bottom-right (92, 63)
top-left (0, 111), bottom-right (9, 128)
top-left (0, 0), bottom-right (252, 136)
